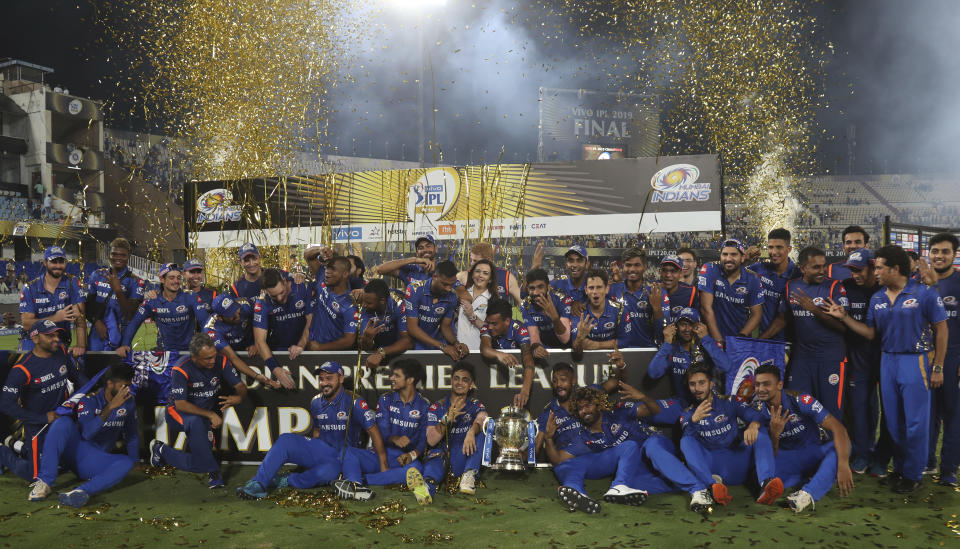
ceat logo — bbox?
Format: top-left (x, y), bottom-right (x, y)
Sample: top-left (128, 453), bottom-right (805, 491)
top-left (407, 167), bottom-right (461, 224)
top-left (650, 163), bottom-right (711, 203)
top-left (438, 224), bottom-right (456, 235)
top-left (409, 409), bottom-right (421, 418)
top-left (801, 394), bottom-right (813, 405)
top-left (336, 411), bottom-right (348, 420)
top-left (196, 189), bottom-right (242, 223)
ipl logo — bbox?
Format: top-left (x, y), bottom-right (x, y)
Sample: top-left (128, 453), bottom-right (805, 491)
top-left (650, 163), bottom-right (711, 203)
top-left (196, 189), bottom-right (242, 223)
top-left (407, 168), bottom-right (461, 224)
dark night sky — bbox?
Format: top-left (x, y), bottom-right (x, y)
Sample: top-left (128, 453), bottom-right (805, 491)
top-left (3, 0), bottom-right (959, 174)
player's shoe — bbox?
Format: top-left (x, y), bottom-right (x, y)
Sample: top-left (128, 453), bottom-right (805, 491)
top-left (557, 486), bottom-right (601, 514)
top-left (710, 482), bottom-right (732, 506)
top-left (334, 479), bottom-right (375, 501)
top-left (756, 477), bottom-right (784, 505)
top-left (879, 471), bottom-right (902, 486)
top-left (28, 479), bottom-right (51, 501)
top-left (892, 477), bottom-right (922, 494)
top-left (869, 462), bottom-right (890, 478)
top-left (786, 490), bottom-right (814, 513)
top-left (459, 469), bottom-right (477, 495)
top-left (937, 472), bottom-right (958, 487)
top-left (851, 456), bottom-right (869, 474)
top-left (272, 472), bottom-right (290, 490)
top-left (208, 472), bottom-right (225, 489)
top-left (923, 464), bottom-right (938, 475)
top-left (406, 468), bottom-right (432, 505)
top-left (58, 489), bottom-right (90, 508)
top-left (149, 439), bottom-right (165, 467)
top-left (602, 485), bottom-right (648, 506)
top-left (689, 489), bottom-right (713, 513)
top-left (236, 479), bottom-right (267, 500)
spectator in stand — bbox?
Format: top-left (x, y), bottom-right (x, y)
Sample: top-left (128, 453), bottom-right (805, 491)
top-left (42, 194), bottom-right (52, 220)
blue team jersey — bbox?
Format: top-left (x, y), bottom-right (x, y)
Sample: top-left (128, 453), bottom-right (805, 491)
top-left (933, 271), bottom-right (960, 348)
top-left (19, 274), bottom-right (85, 348)
top-left (426, 395), bottom-right (486, 455)
top-left (252, 281), bottom-right (314, 349)
top-left (122, 290), bottom-right (199, 351)
top-left (648, 335), bottom-right (731, 406)
top-left (168, 355), bottom-right (242, 410)
top-left (536, 390), bottom-right (598, 455)
top-left (480, 320), bottom-right (531, 349)
top-left (85, 267), bottom-right (145, 331)
top-left (376, 390), bottom-right (431, 455)
top-left (404, 279), bottom-right (458, 349)
top-left (229, 276), bottom-right (264, 300)
top-left (666, 282), bottom-right (699, 323)
top-left (520, 291), bottom-right (574, 348)
top-left (205, 300), bottom-right (254, 352)
top-left (748, 260), bottom-right (801, 340)
top-left (842, 280), bottom-right (880, 352)
top-left (359, 297), bottom-right (408, 347)
top-left (310, 388), bottom-right (376, 450)
top-left (396, 263), bottom-right (431, 285)
top-left (492, 268), bottom-right (512, 301)
top-left (577, 404), bottom-right (662, 453)
top-left (309, 281), bottom-right (359, 344)
top-left (0, 348), bottom-right (82, 426)
top-left (680, 394), bottom-right (761, 449)
top-left (751, 390), bottom-right (828, 450)
top-left (75, 388), bottom-right (139, 458)
top-left (553, 276), bottom-right (587, 303)
top-left (826, 261), bottom-right (851, 283)
top-left (569, 300), bottom-right (621, 342)
top-left (780, 278), bottom-right (849, 355)
top-left (612, 283), bottom-right (669, 348)
top-left (697, 263), bottom-right (765, 337)
top-left (192, 287), bottom-right (217, 328)
top-left (866, 279), bottom-right (948, 353)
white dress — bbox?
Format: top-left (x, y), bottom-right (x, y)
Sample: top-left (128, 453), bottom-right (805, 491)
top-left (456, 288), bottom-right (490, 350)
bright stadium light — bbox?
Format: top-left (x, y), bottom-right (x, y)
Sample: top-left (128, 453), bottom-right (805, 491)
top-left (388, 0), bottom-right (447, 8)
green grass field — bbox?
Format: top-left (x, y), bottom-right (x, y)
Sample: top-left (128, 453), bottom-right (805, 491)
top-left (0, 465), bottom-right (957, 548)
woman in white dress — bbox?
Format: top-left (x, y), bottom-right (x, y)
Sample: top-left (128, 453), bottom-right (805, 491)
top-left (456, 259), bottom-right (495, 350)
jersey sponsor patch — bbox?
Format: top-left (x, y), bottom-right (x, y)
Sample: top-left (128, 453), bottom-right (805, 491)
top-left (828, 374), bottom-right (839, 385)
top-left (254, 302), bottom-right (263, 312)
top-left (603, 321), bottom-right (615, 329)
top-left (409, 409), bottom-right (421, 418)
top-left (77, 401), bottom-right (85, 413)
top-left (337, 411), bottom-right (348, 420)
top-left (295, 299), bottom-right (305, 309)
top-left (116, 407), bottom-right (127, 416)
top-left (359, 399), bottom-right (369, 410)
top-left (801, 394), bottom-right (813, 405)
top-left (944, 296), bottom-right (957, 305)
top-left (902, 298), bottom-right (919, 308)
top-left (59, 365), bottom-right (68, 375)
top-left (736, 286), bottom-right (748, 294)
top-left (713, 414), bottom-right (726, 423)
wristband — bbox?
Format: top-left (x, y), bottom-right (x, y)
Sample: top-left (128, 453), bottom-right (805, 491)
top-left (265, 357), bottom-right (279, 370)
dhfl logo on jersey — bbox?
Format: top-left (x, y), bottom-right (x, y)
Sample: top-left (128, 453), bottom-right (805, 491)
top-left (650, 163), bottom-right (712, 203)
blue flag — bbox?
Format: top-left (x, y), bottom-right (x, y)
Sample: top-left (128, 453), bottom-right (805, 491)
top-left (56, 366), bottom-right (109, 416)
top-left (723, 336), bottom-right (786, 401)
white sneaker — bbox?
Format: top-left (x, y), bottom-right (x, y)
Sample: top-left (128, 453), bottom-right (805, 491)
top-left (786, 490), bottom-right (815, 513)
top-left (459, 469), bottom-right (477, 495)
top-left (28, 479), bottom-right (51, 501)
top-left (602, 484), bottom-right (648, 506)
top-left (689, 489), bottom-right (713, 512)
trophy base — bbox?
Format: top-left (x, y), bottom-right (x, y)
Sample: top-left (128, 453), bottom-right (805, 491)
top-left (490, 461), bottom-right (527, 472)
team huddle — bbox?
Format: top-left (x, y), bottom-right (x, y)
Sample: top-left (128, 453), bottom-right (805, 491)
top-left (1, 225), bottom-right (957, 515)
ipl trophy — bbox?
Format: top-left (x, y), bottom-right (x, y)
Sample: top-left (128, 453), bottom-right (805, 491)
top-left (481, 406), bottom-right (538, 471)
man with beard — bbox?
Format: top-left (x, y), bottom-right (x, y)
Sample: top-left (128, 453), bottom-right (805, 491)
top-left (404, 261), bottom-right (469, 359)
top-left (749, 364), bottom-right (855, 512)
top-left (149, 333), bottom-right (248, 489)
top-left (373, 235), bottom-right (440, 285)
top-left (699, 239), bottom-right (764, 346)
top-left (747, 229), bottom-right (802, 340)
top-left (205, 294), bottom-right (277, 387)
top-left (521, 268), bottom-right (574, 351)
top-left (823, 245), bottom-right (948, 493)
top-left (608, 248), bottom-right (668, 348)
top-left (480, 298), bottom-right (536, 407)
top-left (237, 361), bottom-right (387, 500)
top-left (827, 226), bottom-right (871, 281)
top-left (422, 362), bottom-right (488, 497)
top-left (0, 320), bottom-right (85, 481)
top-left (648, 308), bottom-right (731, 423)
top-left (19, 246), bottom-right (86, 356)
top-left (660, 255), bottom-right (699, 323)
top-left (85, 237), bottom-right (144, 351)
top-left (358, 279), bottom-right (412, 370)
top-left (117, 264), bottom-right (200, 355)
top-left (253, 268), bottom-right (312, 390)
top-left (925, 233), bottom-right (960, 486)
top-left (307, 256), bottom-right (359, 351)
top-left (571, 269), bottom-right (621, 351)
top-left (759, 247), bottom-right (849, 419)
top-left (679, 364), bottom-right (780, 507)
top-left (182, 259), bottom-right (216, 328)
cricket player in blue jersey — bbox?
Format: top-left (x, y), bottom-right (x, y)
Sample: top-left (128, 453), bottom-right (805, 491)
top-left (824, 245), bottom-right (948, 493)
top-left (552, 245), bottom-right (591, 316)
top-left (253, 268), bottom-right (312, 390)
top-left (229, 243), bottom-right (268, 300)
top-left (750, 364), bottom-right (855, 512)
top-left (422, 362), bottom-right (488, 497)
top-left (760, 247), bottom-right (849, 418)
top-left (608, 248), bottom-right (668, 348)
top-left (925, 233), bottom-right (960, 486)
top-left (679, 364), bottom-right (780, 507)
top-left (0, 320), bottom-right (85, 481)
top-left (149, 333), bottom-right (248, 488)
top-left (117, 263), bottom-right (199, 355)
top-left (358, 279), bottom-right (412, 369)
top-left (521, 268), bottom-right (574, 351)
top-left (307, 256), bottom-right (359, 351)
top-left (747, 228), bottom-right (802, 340)
top-left (404, 260), bottom-right (469, 358)
top-left (479, 298), bottom-right (536, 407)
top-left (659, 255), bottom-right (699, 323)
top-left (29, 362), bottom-right (138, 507)
top-left (698, 238), bottom-right (764, 346)
top-left (183, 259), bottom-right (216, 329)
top-left (826, 226), bottom-right (871, 282)
top-left (571, 269), bottom-right (622, 352)
top-left (85, 238), bottom-right (144, 351)
top-left (373, 235), bottom-right (439, 285)
top-left (204, 294), bottom-right (276, 388)
top-left (237, 361), bottom-right (387, 500)
top-left (19, 246), bottom-right (86, 355)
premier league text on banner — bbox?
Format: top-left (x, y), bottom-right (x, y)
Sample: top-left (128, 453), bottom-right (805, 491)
top-left (86, 350), bottom-right (663, 463)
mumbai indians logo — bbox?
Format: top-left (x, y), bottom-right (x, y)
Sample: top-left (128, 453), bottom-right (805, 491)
top-left (407, 168), bottom-right (460, 224)
top-left (650, 164), bottom-right (711, 203)
top-left (196, 189), bottom-right (242, 223)
top-left (733, 357), bottom-right (759, 400)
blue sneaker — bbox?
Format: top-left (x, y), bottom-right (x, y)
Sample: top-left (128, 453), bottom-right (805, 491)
top-left (208, 472), bottom-right (224, 489)
top-left (236, 479), bottom-right (267, 500)
top-left (58, 489), bottom-right (90, 508)
top-left (149, 439), bottom-right (164, 467)
top-left (272, 472), bottom-right (290, 490)
top-left (868, 462), bottom-right (889, 478)
top-left (851, 456), bottom-right (869, 474)
top-left (938, 473), bottom-right (958, 487)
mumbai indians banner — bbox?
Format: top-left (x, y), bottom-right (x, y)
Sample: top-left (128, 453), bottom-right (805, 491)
top-left (184, 155), bottom-right (721, 249)
top-left (723, 337), bottom-right (787, 401)
top-left (86, 349), bottom-right (663, 463)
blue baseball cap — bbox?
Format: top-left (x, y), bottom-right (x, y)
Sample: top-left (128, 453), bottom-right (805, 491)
top-left (44, 246), bottom-right (66, 261)
top-left (183, 259), bottom-right (203, 272)
top-left (660, 254), bottom-right (683, 270)
top-left (674, 307), bottom-right (701, 324)
top-left (238, 243), bottom-right (259, 259)
top-left (317, 361), bottom-right (343, 375)
top-left (844, 248), bottom-right (874, 270)
top-left (414, 234), bottom-right (436, 247)
top-left (158, 263), bottom-right (180, 278)
top-left (565, 245), bottom-right (588, 259)
top-left (720, 238), bottom-right (745, 253)
top-left (29, 319), bottom-right (63, 337)
top-left (212, 294), bottom-right (242, 318)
